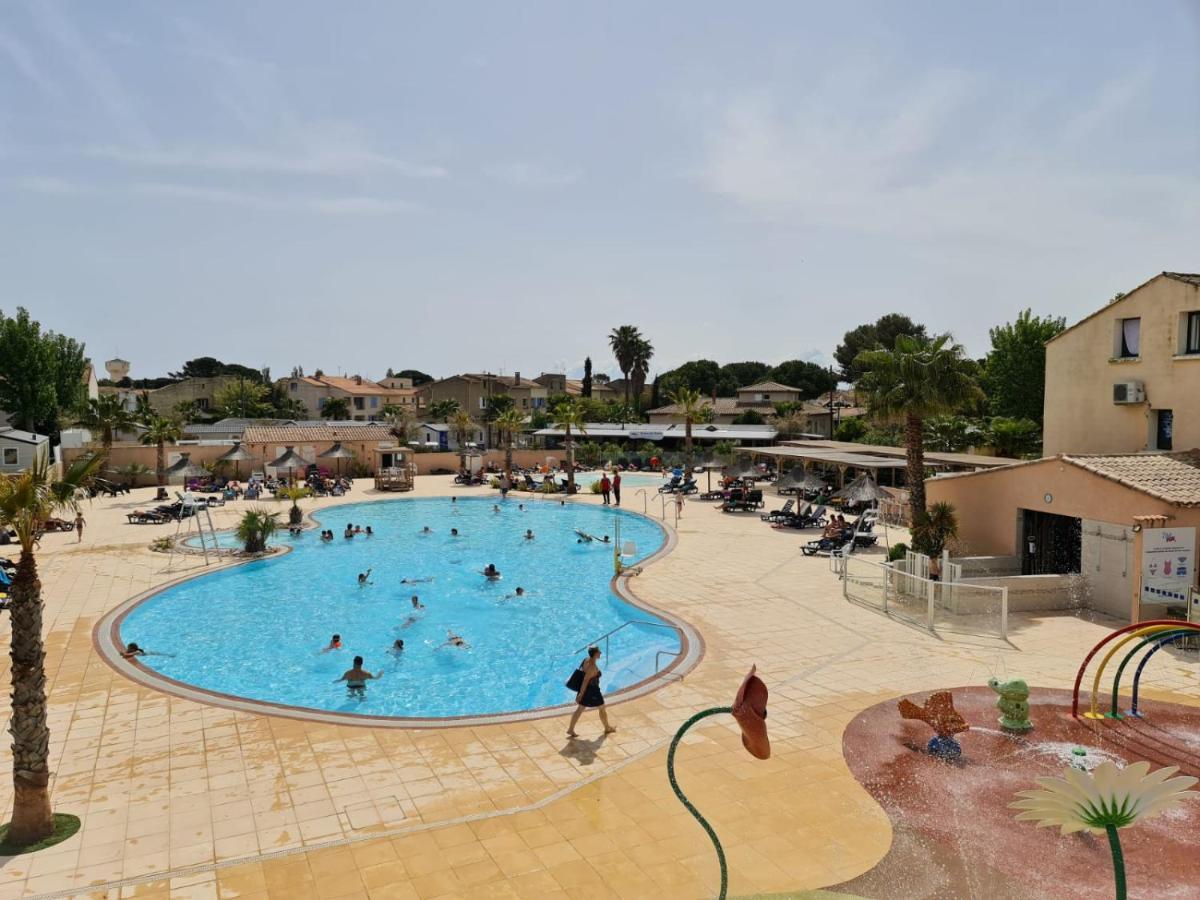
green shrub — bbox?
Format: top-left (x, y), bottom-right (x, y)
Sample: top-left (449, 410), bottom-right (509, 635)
top-left (589, 480), bottom-right (603, 494)
top-left (887, 542), bottom-right (908, 562)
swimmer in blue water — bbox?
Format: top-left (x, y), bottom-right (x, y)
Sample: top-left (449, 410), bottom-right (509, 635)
top-left (335, 655), bottom-right (382, 698)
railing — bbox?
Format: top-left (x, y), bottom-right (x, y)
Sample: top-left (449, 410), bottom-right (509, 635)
top-left (633, 488), bottom-right (648, 515)
top-left (655, 649), bottom-right (682, 675)
top-left (573, 619), bottom-right (682, 661)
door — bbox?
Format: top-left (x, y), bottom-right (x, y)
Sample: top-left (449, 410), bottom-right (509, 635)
top-left (1022, 510), bottom-right (1082, 575)
top-left (1156, 410), bottom-right (1173, 451)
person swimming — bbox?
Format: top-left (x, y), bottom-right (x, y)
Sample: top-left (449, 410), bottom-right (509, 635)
top-left (524, 529), bottom-right (535, 540)
top-left (410, 595), bottom-right (425, 609)
top-left (121, 642), bottom-right (146, 660)
top-left (420, 526), bottom-right (433, 534)
top-left (390, 639), bottom-right (405, 656)
top-left (441, 630), bottom-right (469, 650)
top-left (344, 524), bottom-right (354, 539)
top-left (518, 503), bottom-right (525, 511)
top-left (501, 586), bottom-right (526, 602)
top-left (365, 526), bottom-right (374, 536)
top-left (357, 569), bottom-right (373, 587)
top-left (322, 634), bottom-right (343, 653)
top-left (575, 530), bottom-right (610, 544)
top-left (400, 576), bottom-right (433, 584)
top-left (482, 564), bottom-right (501, 580)
top-left (450, 528), bottom-right (460, 537)
top-left (493, 504), bottom-right (501, 513)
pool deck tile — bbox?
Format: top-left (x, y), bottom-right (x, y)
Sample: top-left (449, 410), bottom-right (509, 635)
top-left (1, 475), bottom-right (1197, 898)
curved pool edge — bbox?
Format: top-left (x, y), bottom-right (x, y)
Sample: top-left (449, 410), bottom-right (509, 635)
top-left (92, 497), bottom-right (703, 730)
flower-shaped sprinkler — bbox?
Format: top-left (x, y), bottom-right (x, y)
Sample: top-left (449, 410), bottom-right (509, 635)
top-left (667, 666), bottom-right (770, 899)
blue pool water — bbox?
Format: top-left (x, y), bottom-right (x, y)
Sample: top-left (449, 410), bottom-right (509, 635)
top-left (124, 497), bottom-right (677, 718)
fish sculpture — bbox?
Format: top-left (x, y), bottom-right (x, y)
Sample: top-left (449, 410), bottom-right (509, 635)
top-left (898, 691), bottom-right (969, 759)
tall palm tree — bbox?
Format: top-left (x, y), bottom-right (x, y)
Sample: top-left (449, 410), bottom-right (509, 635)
top-left (139, 415), bottom-right (182, 487)
top-left (629, 337), bottom-right (654, 408)
top-left (552, 399), bottom-right (588, 495)
top-left (856, 333), bottom-right (982, 521)
top-left (449, 409), bottom-right (478, 471)
top-left (429, 398), bottom-right (461, 423)
top-left (493, 408), bottom-right (526, 481)
top-left (75, 394), bottom-right (135, 453)
top-left (668, 387), bottom-right (711, 471)
top-left (608, 325), bottom-right (644, 405)
top-left (0, 452), bottom-right (106, 845)
top-left (133, 391), bottom-right (155, 423)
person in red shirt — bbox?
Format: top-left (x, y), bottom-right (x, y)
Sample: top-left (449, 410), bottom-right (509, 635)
top-left (599, 473), bottom-right (612, 505)
top-left (612, 471), bottom-right (622, 507)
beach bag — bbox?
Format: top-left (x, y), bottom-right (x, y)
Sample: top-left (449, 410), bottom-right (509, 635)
top-left (565, 667), bottom-right (585, 691)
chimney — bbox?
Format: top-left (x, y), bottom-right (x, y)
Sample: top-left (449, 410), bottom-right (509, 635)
top-left (355, 375), bottom-right (362, 385)
top-left (514, 371), bottom-right (521, 386)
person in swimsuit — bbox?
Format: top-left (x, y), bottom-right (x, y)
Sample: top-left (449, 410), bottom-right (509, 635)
top-left (121, 642), bottom-right (146, 660)
top-left (322, 634), bottom-right (343, 653)
top-left (335, 656), bottom-right (382, 697)
top-left (365, 526), bottom-right (374, 536)
top-left (524, 529), bottom-right (535, 540)
top-left (441, 630), bottom-right (470, 649)
top-left (500, 587), bottom-right (526, 602)
top-left (450, 528), bottom-right (459, 537)
top-left (357, 569), bottom-right (373, 587)
top-left (74, 512), bottom-right (86, 542)
top-left (482, 564), bottom-right (501, 580)
top-left (401, 576), bottom-right (433, 584)
top-left (566, 646), bottom-right (615, 737)
top-left (421, 526), bottom-right (432, 534)
top-left (344, 525), bottom-right (354, 539)
top-left (390, 639), bottom-right (404, 656)
top-left (410, 595), bottom-right (425, 609)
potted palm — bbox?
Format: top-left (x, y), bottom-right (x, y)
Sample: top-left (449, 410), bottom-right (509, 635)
top-left (279, 486), bottom-right (311, 527)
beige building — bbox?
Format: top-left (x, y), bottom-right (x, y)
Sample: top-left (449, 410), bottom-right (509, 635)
top-left (147, 375), bottom-right (241, 417)
top-left (421, 373), bottom-right (549, 416)
top-left (278, 374), bottom-right (422, 421)
top-left (647, 381), bottom-right (842, 428)
top-left (1043, 272), bottom-right (1200, 455)
top-left (532, 372), bottom-right (618, 400)
top-left (240, 423), bottom-right (402, 476)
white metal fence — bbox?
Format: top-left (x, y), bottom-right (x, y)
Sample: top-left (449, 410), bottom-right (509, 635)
top-left (841, 553), bottom-right (1009, 641)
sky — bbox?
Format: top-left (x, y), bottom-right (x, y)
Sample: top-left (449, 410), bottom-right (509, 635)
top-left (1, 1), bottom-right (1198, 383)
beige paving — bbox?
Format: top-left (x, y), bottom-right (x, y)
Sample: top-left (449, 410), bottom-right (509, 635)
top-left (1, 475), bottom-right (1197, 899)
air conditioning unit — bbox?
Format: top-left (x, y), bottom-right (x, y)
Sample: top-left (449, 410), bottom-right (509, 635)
top-left (1113, 381), bottom-right (1146, 404)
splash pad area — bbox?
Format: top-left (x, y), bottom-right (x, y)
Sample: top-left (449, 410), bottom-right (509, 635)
top-left (834, 686), bottom-right (1200, 899)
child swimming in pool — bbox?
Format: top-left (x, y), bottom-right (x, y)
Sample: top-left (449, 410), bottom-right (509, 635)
top-left (481, 563), bottom-right (501, 580)
top-left (440, 631), bottom-right (470, 650)
top-left (357, 568), bottom-right (373, 587)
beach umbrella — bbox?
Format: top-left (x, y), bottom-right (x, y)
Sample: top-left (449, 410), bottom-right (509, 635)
top-left (782, 468), bottom-right (827, 492)
top-left (267, 445), bottom-right (312, 485)
top-left (833, 472), bottom-right (888, 505)
top-left (318, 441), bottom-right (354, 476)
top-left (217, 442), bottom-right (255, 480)
top-left (164, 452), bottom-right (208, 490)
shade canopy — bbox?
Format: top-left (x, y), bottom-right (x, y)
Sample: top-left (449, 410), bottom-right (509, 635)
top-left (834, 472), bottom-right (889, 503)
top-left (318, 442), bottom-right (355, 460)
top-left (164, 453), bottom-right (208, 479)
top-left (267, 446), bottom-right (312, 470)
top-left (783, 469), bottom-right (828, 491)
top-left (217, 442), bottom-right (255, 462)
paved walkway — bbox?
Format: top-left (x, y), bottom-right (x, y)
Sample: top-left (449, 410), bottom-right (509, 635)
top-left (1, 476), bottom-right (1196, 899)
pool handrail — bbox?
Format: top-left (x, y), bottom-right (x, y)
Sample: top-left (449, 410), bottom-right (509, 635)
top-left (573, 619), bottom-right (682, 661)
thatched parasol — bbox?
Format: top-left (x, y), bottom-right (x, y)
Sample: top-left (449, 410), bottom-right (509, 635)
top-left (833, 472), bottom-right (888, 505)
top-left (217, 442), bottom-right (255, 479)
top-left (267, 446), bottom-right (312, 484)
top-left (164, 452), bottom-right (209, 489)
top-left (318, 441), bottom-right (354, 476)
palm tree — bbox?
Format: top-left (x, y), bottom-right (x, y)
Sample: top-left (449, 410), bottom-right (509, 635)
top-left (320, 397), bottom-right (351, 420)
top-left (380, 403), bottom-right (414, 443)
top-left (279, 486), bottom-right (311, 526)
top-left (493, 408), bottom-right (526, 481)
top-left (856, 333), bottom-right (983, 521)
top-left (552, 399), bottom-right (588, 495)
top-left (235, 508), bottom-right (279, 553)
top-left (608, 325), bottom-right (644, 405)
top-left (629, 337), bottom-right (654, 408)
top-left (139, 415), bottom-right (182, 487)
top-left (449, 409), bottom-right (478, 471)
top-left (75, 394), bottom-right (135, 452)
top-left (429, 399), bottom-right (461, 422)
top-left (0, 452), bottom-right (106, 845)
top-left (668, 388), bottom-right (711, 471)
top-left (133, 391), bottom-right (155, 423)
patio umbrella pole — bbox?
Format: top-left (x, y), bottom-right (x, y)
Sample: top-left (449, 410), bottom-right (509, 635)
top-left (667, 706), bottom-right (734, 900)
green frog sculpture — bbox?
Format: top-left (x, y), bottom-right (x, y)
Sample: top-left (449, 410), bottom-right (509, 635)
top-left (988, 677), bottom-right (1032, 733)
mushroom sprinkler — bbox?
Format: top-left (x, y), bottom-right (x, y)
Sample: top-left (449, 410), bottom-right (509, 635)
top-left (666, 666), bottom-right (770, 900)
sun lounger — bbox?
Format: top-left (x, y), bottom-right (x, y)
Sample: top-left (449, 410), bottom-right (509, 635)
top-left (658, 476), bottom-right (682, 494)
top-left (761, 499), bottom-right (794, 522)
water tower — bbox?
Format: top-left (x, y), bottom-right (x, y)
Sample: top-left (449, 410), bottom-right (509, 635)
top-left (105, 357), bottom-right (130, 382)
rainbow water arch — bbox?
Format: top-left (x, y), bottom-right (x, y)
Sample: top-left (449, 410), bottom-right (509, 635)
top-left (1072, 620), bottom-right (1200, 719)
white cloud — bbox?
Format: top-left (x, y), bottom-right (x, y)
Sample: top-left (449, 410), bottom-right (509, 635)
top-left (89, 144), bottom-right (448, 179)
top-left (484, 161), bottom-right (582, 188)
top-left (0, 28), bottom-right (60, 98)
top-left (13, 175), bottom-right (81, 195)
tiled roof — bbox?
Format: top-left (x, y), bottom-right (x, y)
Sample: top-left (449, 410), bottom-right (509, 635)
top-left (242, 424), bottom-right (395, 444)
top-left (1064, 450), bottom-right (1200, 506)
top-left (295, 375), bottom-right (413, 396)
top-left (1163, 272), bottom-right (1200, 287)
top-left (648, 397), bottom-right (749, 416)
top-left (738, 381), bottom-right (801, 393)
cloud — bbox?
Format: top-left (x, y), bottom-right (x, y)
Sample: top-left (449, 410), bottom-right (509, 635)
top-left (484, 161), bottom-right (582, 188)
top-left (13, 175), bottom-right (413, 215)
top-left (0, 28), bottom-right (60, 98)
top-left (88, 144), bottom-right (448, 179)
top-left (691, 64), bottom-right (1200, 249)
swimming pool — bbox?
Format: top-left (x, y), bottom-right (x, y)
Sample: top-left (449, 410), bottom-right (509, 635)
top-left (118, 497), bottom-right (683, 721)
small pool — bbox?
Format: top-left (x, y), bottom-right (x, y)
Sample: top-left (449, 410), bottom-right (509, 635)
top-left (121, 497), bottom-right (680, 720)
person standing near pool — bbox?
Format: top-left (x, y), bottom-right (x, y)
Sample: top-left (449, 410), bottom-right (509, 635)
top-left (566, 646), bottom-right (615, 737)
top-left (335, 656), bottom-right (382, 697)
top-left (599, 473), bottom-right (611, 505)
top-left (612, 471), bottom-right (621, 507)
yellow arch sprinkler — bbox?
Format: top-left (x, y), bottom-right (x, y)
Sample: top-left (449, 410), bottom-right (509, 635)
top-left (1084, 624), bottom-right (1180, 719)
